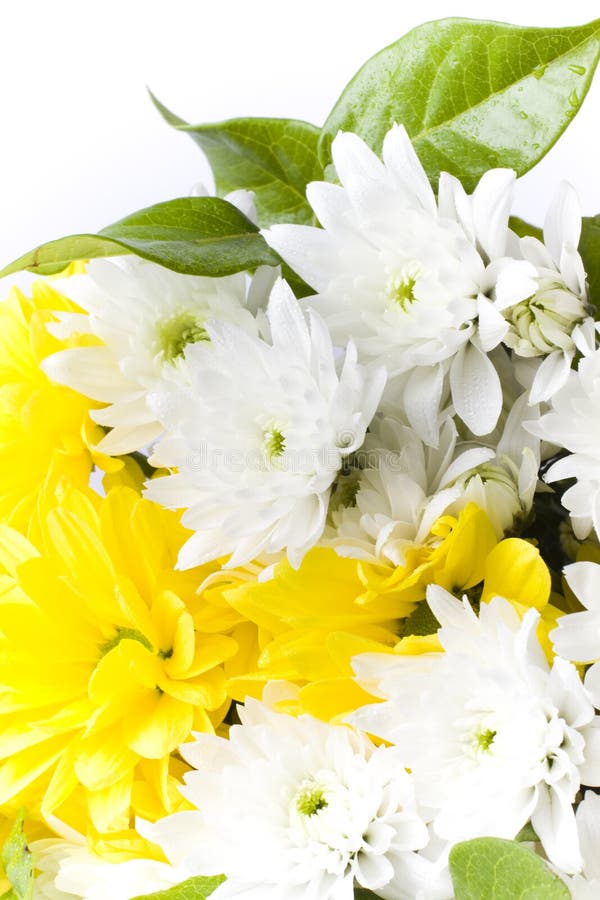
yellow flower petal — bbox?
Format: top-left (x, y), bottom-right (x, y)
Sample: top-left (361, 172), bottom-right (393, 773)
top-left (87, 774), bottom-right (133, 833)
top-left (481, 538), bottom-right (550, 611)
top-left (298, 678), bottom-right (382, 722)
top-left (122, 693), bottom-right (193, 759)
top-left (73, 729), bottom-right (138, 792)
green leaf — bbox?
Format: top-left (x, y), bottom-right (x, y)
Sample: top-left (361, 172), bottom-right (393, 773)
top-left (449, 837), bottom-right (570, 899)
top-left (0, 198), bottom-right (280, 279)
top-left (509, 216), bottom-right (543, 242)
top-left (319, 17), bottom-right (600, 191)
top-left (580, 214), bottom-right (600, 310)
top-left (132, 874), bottom-right (225, 900)
top-left (281, 263), bottom-right (313, 299)
top-left (151, 94), bottom-right (322, 227)
top-left (353, 890), bottom-right (380, 899)
top-left (1, 812), bottom-right (32, 900)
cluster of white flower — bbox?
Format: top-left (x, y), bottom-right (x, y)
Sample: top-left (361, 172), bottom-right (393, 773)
top-left (43, 124), bottom-right (596, 573)
top-left (33, 119), bottom-right (600, 899)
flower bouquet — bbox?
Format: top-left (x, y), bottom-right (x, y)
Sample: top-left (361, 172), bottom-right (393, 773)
top-left (1, 13), bottom-right (600, 900)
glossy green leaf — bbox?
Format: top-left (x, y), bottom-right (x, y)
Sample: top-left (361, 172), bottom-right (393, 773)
top-left (353, 889), bottom-right (379, 899)
top-left (151, 94), bottom-right (322, 227)
top-left (1, 812), bottom-right (32, 900)
top-left (580, 214), bottom-right (600, 310)
top-left (0, 198), bottom-right (280, 279)
top-left (449, 837), bottom-right (570, 899)
top-left (132, 874), bottom-right (225, 900)
top-left (320, 17), bottom-right (600, 191)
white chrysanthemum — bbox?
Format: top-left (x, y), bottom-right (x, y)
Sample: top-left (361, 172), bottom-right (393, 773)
top-left (328, 398), bottom-right (539, 565)
top-left (264, 124), bottom-right (518, 440)
top-left (557, 793), bottom-right (600, 898)
top-left (145, 278), bottom-right (385, 569)
top-left (140, 698), bottom-right (429, 900)
top-left (525, 326), bottom-right (600, 540)
top-left (351, 590), bottom-right (600, 874)
top-left (492, 183), bottom-right (591, 403)
top-left (42, 256), bottom-right (274, 455)
top-left (31, 838), bottom-right (184, 900)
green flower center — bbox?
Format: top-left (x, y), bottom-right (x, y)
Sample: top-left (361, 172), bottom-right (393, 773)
top-left (386, 263), bottom-right (423, 311)
top-left (391, 275), bottom-right (417, 308)
top-left (475, 728), bottom-right (496, 753)
top-left (159, 311), bottom-right (210, 363)
top-left (263, 427), bottom-right (286, 460)
top-left (296, 785), bottom-right (328, 817)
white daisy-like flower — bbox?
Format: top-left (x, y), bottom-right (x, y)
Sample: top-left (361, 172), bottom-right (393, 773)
top-left (140, 698), bottom-right (429, 900)
top-left (31, 838), bottom-right (184, 900)
top-left (145, 278), bottom-right (386, 569)
top-left (328, 396), bottom-right (539, 565)
top-left (492, 182), bottom-right (592, 403)
top-left (525, 324), bottom-right (600, 540)
top-left (351, 589), bottom-right (600, 874)
top-left (264, 124), bottom-right (517, 440)
top-left (41, 256), bottom-right (274, 455)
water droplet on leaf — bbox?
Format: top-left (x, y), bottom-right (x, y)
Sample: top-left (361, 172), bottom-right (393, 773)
top-left (568, 64), bottom-right (586, 76)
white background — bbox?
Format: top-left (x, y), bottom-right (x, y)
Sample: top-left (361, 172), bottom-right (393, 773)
top-left (1, 0), bottom-right (599, 269)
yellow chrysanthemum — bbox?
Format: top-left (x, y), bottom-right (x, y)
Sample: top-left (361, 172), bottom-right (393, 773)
top-left (0, 279), bottom-right (118, 531)
top-left (0, 484), bottom-right (241, 838)
top-left (220, 505), bottom-right (555, 721)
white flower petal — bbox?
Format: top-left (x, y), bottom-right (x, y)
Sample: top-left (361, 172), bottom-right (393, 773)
top-left (438, 172), bottom-right (473, 242)
top-left (529, 350), bottom-right (572, 404)
top-left (262, 224), bottom-right (337, 292)
top-left (267, 278), bottom-right (311, 362)
top-left (577, 793), bottom-right (600, 881)
top-left (42, 346), bottom-right (134, 403)
top-left (472, 168), bottom-right (516, 261)
top-left (544, 181), bottom-right (581, 266)
top-left (492, 259), bottom-right (538, 310)
top-left (449, 343), bottom-right (502, 435)
top-left (331, 130), bottom-right (387, 195)
top-left (307, 181), bottom-right (356, 234)
top-left (402, 364), bottom-right (444, 447)
top-left (565, 562), bottom-right (600, 613)
top-left (476, 295), bottom-right (508, 352)
top-left (578, 717), bottom-right (600, 786)
top-left (532, 785), bottom-right (582, 874)
top-left (382, 123), bottom-right (436, 216)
